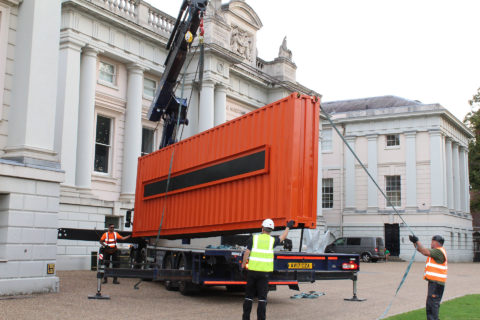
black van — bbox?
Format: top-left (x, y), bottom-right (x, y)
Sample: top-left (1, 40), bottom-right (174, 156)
top-left (325, 237), bottom-right (386, 262)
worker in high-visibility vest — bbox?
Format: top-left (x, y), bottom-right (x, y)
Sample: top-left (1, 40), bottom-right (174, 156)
top-left (409, 234), bottom-right (447, 320)
top-left (241, 219), bottom-right (294, 320)
top-left (100, 223), bottom-right (131, 284)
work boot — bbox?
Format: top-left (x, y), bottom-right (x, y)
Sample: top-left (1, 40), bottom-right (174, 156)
top-left (113, 278), bottom-right (120, 284)
top-left (103, 278), bottom-right (108, 284)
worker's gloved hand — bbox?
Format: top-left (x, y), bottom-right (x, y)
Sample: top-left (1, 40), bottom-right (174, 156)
top-left (286, 220), bottom-right (295, 229)
top-left (409, 235), bottom-right (419, 244)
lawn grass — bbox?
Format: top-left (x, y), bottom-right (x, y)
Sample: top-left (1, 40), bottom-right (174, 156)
top-left (386, 294), bottom-right (480, 320)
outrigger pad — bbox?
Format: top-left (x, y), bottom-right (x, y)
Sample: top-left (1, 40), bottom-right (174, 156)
top-left (88, 293), bottom-right (110, 300)
top-left (344, 294), bottom-right (366, 302)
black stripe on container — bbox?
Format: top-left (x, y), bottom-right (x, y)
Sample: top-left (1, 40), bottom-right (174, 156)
top-left (144, 150), bottom-right (266, 198)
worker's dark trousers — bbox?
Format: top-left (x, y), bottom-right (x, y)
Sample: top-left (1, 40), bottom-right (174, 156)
top-left (103, 249), bottom-right (119, 281)
top-left (242, 271), bottom-right (270, 320)
top-left (426, 281), bottom-right (445, 320)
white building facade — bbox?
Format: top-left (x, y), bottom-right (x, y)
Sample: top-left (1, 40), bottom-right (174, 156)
top-left (321, 96), bottom-right (474, 262)
top-left (0, 0), bottom-right (317, 295)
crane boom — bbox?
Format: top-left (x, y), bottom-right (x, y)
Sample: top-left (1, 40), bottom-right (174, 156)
top-left (147, 0), bottom-right (208, 149)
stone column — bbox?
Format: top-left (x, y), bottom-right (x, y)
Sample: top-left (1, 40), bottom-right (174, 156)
top-left (317, 133), bottom-right (324, 220)
top-left (75, 46), bottom-right (99, 189)
top-left (214, 84), bottom-right (227, 126)
top-left (198, 80), bottom-right (215, 132)
top-left (4, 0), bottom-right (61, 167)
top-left (452, 142), bottom-right (461, 212)
top-left (367, 135), bottom-right (378, 210)
top-left (445, 138), bottom-right (454, 211)
top-left (429, 130), bottom-right (445, 207)
top-left (345, 136), bottom-right (356, 209)
top-left (180, 84), bottom-right (199, 139)
top-left (121, 64), bottom-right (144, 196)
top-left (463, 147), bottom-right (470, 213)
top-left (459, 146), bottom-right (467, 213)
top-left (405, 132), bottom-right (417, 209)
top-left (55, 38), bottom-right (83, 186)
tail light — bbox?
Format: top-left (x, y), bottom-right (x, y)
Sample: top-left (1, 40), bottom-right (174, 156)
top-left (375, 248), bottom-right (378, 252)
top-left (342, 262), bottom-right (358, 270)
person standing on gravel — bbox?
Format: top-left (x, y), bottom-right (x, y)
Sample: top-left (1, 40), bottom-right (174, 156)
top-left (241, 219), bottom-right (294, 320)
top-left (100, 224), bottom-right (130, 284)
top-left (409, 234), bottom-right (447, 320)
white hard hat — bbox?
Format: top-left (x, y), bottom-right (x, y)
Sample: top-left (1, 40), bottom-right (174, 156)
top-left (262, 219), bottom-right (274, 229)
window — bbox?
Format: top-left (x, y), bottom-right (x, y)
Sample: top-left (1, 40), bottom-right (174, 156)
top-left (321, 129), bottom-right (332, 152)
top-left (347, 238), bottom-right (361, 246)
top-left (99, 61), bottom-right (116, 84)
top-left (458, 233), bottom-right (461, 249)
top-left (334, 238), bottom-right (346, 246)
top-left (143, 78), bottom-right (156, 98)
top-left (385, 176), bottom-right (401, 207)
top-left (322, 178), bottom-right (334, 208)
top-left (94, 115), bottom-right (112, 173)
top-left (386, 134), bottom-right (400, 147)
top-left (105, 216), bottom-right (120, 229)
top-left (142, 128), bottom-right (155, 156)
top-left (450, 232), bottom-right (454, 250)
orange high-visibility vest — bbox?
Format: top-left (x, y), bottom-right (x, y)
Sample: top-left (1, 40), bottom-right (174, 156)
top-left (424, 246), bottom-right (447, 283)
top-left (104, 232), bottom-right (118, 248)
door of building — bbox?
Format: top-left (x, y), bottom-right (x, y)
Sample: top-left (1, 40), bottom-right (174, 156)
top-left (384, 223), bottom-right (400, 256)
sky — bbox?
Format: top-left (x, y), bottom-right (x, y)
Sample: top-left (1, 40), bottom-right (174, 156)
top-left (149, 0), bottom-right (480, 122)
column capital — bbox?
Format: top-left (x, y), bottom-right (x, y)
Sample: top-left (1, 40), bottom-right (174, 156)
top-left (445, 136), bottom-right (453, 143)
top-left (215, 83), bottom-right (228, 91)
top-left (345, 136), bottom-right (356, 142)
top-left (201, 80), bottom-right (215, 88)
top-left (59, 37), bottom-right (85, 52)
top-left (127, 63), bottom-right (146, 75)
top-left (366, 134), bottom-right (378, 140)
top-left (459, 144), bottom-right (469, 151)
top-left (428, 129), bottom-right (443, 137)
top-left (404, 131), bottom-right (417, 138)
top-left (81, 45), bottom-right (100, 57)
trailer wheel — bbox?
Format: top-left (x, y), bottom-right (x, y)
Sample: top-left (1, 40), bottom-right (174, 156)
top-left (164, 254), bottom-right (178, 291)
top-left (178, 253), bottom-right (199, 296)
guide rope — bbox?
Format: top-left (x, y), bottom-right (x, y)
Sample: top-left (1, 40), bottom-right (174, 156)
top-left (321, 107), bottom-right (418, 319)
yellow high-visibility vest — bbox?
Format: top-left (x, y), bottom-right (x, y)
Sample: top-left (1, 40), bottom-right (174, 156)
top-left (424, 247), bottom-right (447, 283)
top-left (248, 234), bottom-right (274, 272)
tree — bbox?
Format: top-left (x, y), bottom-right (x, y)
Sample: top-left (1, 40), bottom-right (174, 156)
top-left (465, 88), bottom-right (480, 212)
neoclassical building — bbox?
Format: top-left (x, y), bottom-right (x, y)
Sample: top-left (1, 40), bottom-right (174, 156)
top-left (0, 0), bottom-right (317, 294)
top-left (0, 0), bottom-right (474, 296)
top-left (321, 96), bottom-right (474, 262)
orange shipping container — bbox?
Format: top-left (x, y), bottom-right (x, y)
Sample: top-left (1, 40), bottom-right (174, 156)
top-left (132, 93), bottom-right (320, 239)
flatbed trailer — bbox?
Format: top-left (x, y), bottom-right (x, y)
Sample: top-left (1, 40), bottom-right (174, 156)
top-left (101, 245), bottom-right (361, 297)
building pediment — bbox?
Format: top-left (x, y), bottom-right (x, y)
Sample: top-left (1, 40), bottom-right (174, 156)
top-left (222, 0), bottom-right (262, 30)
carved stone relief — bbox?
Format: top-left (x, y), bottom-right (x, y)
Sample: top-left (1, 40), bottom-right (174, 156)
top-left (230, 25), bottom-right (253, 61)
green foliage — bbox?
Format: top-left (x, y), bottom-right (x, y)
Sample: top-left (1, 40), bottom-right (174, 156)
top-left (386, 294), bottom-right (480, 319)
top-left (465, 88), bottom-right (480, 211)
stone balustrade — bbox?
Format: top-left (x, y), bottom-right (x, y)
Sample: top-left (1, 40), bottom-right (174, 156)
top-left (89, 0), bottom-right (175, 36)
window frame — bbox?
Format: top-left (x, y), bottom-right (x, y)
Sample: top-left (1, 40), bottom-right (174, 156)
top-left (143, 77), bottom-right (157, 99)
top-left (98, 61), bottom-right (117, 86)
top-left (94, 114), bottom-right (113, 174)
top-left (321, 128), bottom-right (333, 153)
top-left (385, 175), bottom-right (401, 207)
top-left (322, 178), bottom-right (334, 209)
top-left (386, 134), bottom-right (400, 148)
top-left (141, 127), bottom-right (156, 156)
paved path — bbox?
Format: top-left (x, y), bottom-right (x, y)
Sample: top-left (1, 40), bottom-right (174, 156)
top-left (1, 262), bottom-right (479, 320)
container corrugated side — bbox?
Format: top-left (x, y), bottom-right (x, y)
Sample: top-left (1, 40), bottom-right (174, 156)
top-left (132, 93), bottom-right (320, 238)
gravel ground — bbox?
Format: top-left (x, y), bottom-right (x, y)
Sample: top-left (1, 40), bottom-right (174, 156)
top-left (1, 262), bottom-right (479, 320)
